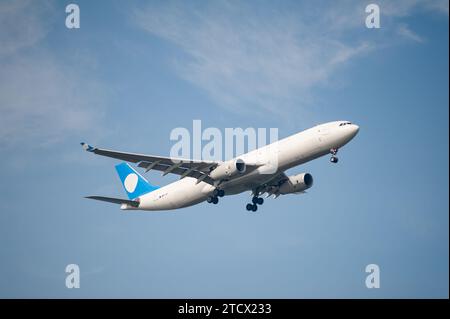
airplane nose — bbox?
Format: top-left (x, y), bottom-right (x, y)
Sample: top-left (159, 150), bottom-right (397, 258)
top-left (351, 124), bottom-right (360, 137)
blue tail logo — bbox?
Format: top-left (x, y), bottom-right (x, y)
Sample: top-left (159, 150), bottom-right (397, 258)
top-left (115, 162), bottom-right (159, 200)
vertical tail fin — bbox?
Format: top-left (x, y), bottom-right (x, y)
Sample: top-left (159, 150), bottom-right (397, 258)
top-left (115, 162), bottom-right (159, 200)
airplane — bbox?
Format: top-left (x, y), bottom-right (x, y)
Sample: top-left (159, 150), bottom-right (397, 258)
top-left (81, 120), bottom-right (359, 212)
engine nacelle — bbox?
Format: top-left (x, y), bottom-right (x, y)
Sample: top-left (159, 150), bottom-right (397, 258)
top-left (279, 173), bottom-right (314, 194)
top-left (209, 159), bottom-right (246, 180)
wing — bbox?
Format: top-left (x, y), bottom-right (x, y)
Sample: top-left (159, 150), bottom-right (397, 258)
top-left (81, 143), bottom-right (219, 185)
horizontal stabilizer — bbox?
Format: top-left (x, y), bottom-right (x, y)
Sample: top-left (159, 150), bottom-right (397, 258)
top-left (85, 196), bottom-right (139, 207)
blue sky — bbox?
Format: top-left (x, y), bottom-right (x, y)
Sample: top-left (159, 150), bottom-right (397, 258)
top-left (0, 0), bottom-right (448, 298)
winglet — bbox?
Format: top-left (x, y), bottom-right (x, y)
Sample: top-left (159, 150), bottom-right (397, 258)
top-left (80, 142), bottom-right (95, 152)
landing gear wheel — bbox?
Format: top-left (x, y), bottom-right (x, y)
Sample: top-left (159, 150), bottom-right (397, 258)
top-left (246, 203), bottom-right (253, 211)
top-left (212, 189), bottom-right (219, 197)
top-left (330, 148), bottom-right (339, 155)
top-left (330, 156), bottom-right (339, 163)
top-left (218, 189), bottom-right (225, 197)
top-left (251, 204), bottom-right (258, 212)
top-left (208, 196), bottom-right (219, 204)
top-left (252, 196), bottom-right (264, 205)
top-left (330, 148), bottom-right (339, 163)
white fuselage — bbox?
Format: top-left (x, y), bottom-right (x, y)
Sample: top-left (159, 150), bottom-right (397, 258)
top-left (130, 121), bottom-right (359, 211)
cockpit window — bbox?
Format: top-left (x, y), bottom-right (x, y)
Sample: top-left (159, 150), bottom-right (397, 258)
top-left (339, 122), bottom-right (352, 126)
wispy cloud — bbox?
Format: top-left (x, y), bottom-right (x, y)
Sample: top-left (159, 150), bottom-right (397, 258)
top-left (426, 0), bottom-right (449, 15)
top-left (0, 0), bottom-right (53, 57)
top-left (0, 56), bottom-right (107, 146)
top-left (133, 0), bottom-right (447, 116)
top-left (0, 1), bottom-right (107, 147)
top-left (380, 0), bottom-right (449, 16)
top-left (134, 1), bottom-right (372, 115)
top-left (396, 24), bottom-right (425, 43)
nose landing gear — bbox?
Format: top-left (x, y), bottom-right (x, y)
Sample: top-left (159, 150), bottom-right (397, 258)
top-left (330, 148), bottom-right (339, 163)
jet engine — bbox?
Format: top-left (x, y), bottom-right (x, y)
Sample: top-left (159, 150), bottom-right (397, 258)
top-left (278, 173), bottom-right (314, 194)
top-left (209, 159), bottom-right (246, 180)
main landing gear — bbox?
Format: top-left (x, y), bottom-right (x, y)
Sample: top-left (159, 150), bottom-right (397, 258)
top-left (246, 196), bottom-right (264, 212)
top-left (207, 188), bottom-right (225, 205)
top-left (330, 148), bottom-right (339, 163)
